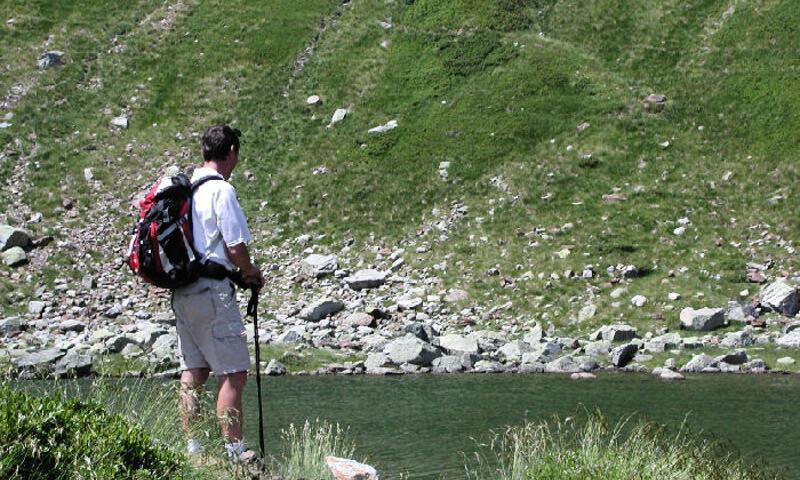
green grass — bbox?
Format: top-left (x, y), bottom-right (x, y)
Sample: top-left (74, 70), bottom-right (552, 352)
top-left (2, 0), bottom-right (799, 340)
top-left (465, 412), bottom-right (780, 480)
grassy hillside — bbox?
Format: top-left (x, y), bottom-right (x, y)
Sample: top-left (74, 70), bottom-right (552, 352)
top-left (1, 0), bottom-right (798, 337)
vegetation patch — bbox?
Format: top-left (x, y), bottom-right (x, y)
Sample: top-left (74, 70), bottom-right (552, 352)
top-left (0, 384), bottom-right (184, 479)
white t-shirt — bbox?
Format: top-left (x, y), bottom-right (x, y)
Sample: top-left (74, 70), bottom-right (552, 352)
top-left (190, 167), bottom-right (251, 271)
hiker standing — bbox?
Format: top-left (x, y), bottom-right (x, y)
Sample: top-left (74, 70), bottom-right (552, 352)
top-left (171, 125), bottom-right (265, 460)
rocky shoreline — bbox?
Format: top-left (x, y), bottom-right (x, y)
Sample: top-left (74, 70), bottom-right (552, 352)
top-left (3, 223), bottom-right (800, 381)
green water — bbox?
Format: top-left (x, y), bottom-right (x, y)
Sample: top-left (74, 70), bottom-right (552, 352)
top-left (233, 373), bottom-right (799, 479)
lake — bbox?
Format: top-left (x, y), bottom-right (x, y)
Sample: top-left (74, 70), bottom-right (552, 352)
top-left (229, 373), bottom-right (799, 479)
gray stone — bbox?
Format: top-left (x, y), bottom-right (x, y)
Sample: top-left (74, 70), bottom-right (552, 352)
top-left (0, 225), bottom-right (31, 251)
top-left (760, 281), bottom-right (800, 316)
top-left (397, 297), bottom-right (423, 311)
top-left (13, 348), bottom-right (65, 369)
top-left (473, 360), bottom-right (505, 373)
top-left (571, 372), bottom-right (596, 380)
top-left (438, 334), bottom-right (479, 355)
top-left (299, 299), bottom-right (344, 321)
top-left (344, 269), bottom-right (386, 290)
top-left (544, 356), bottom-right (582, 373)
top-left (522, 324), bottom-right (543, 344)
top-left (341, 312), bottom-right (375, 328)
top-left (105, 334), bottom-right (137, 353)
top-left (578, 304), bottom-right (597, 322)
top-left (521, 341), bottom-right (563, 364)
top-left (443, 289), bottom-right (469, 303)
top-left (644, 332), bottom-right (681, 352)
top-left (726, 301), bottom-right (756, 323)
top-left (54, 352), bottom-right (93, 377)
top-left (680, 353), bottom-right (718, 373)
top-left (431, 355), bottom-right (464, 373)
top-left (609, 343), bottom-right (638, 368)
top-left (365, 352), bottom-right (390, 370)
top-left (81, 275), bottom-right (97, 290)
top-left (0, 316), bottom-right (22, 335)
top-left (58, 320), bottom-right (85, 333)
top-left (496, 340), bottom-right (533, 363)
top-left (403, 322), bottom-right (434, 342)
top-left (28, 301), bottom-right (46, 317)
top-left (2, 247), bottom-right (27, 267)
top-left (776, 331), bottom-right (800, 348)
top-left (37, 51), bottom-right (64, 69)
top-left (277, 327), bottom-right (305, 344)
top-left (104, 303), bottom-right (123, 319)
top-left (121, 343), bottom-right (144, 358)
top-left (659, 369), bottom-right (685, 380)
top-left (300, 254), bottom-right (338, 278)
top-left (744, 358), bottom-right (768, 373)
top-left (719, 350), bottom-right (747, 365)
top-left (583, 340), bottom-right (612, 357)
top-left (720, 329), bottom-right (754, 348)
top-left (384, 334), bottom-right (441, 366)
top-left (679, 307), bottom-right (725, 331)
top-left (590, 324), bottom-right (638, 342)
top-left (265, 359), bottom-right (287, 376)
top-left (643, 94), bottom-right (666, 112)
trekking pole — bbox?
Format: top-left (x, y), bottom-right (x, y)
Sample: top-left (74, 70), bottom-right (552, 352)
top-left (246, 287), bottom-right (266, 457)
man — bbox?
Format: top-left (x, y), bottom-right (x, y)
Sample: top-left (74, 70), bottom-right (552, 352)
top-left (170, 124), bottom-right (265, 461)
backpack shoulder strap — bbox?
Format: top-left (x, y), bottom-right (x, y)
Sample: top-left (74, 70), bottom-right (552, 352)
top-left (191, 174), bottom-right (224, 192)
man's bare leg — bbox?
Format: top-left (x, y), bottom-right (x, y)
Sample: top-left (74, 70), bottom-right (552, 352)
top-left (180, 368), bottom-right (210, 437)
top-left (217, 371), bottom-right (248, 442)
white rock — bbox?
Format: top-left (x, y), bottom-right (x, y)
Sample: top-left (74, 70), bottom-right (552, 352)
top-left (368, 119), bottom-right (398, 134)
top-left (83, 168), bottom-right (94, 182)
top-left (329, 108), bottom-right (348, 126)
top-left (673, 226), bottom-right (686, 236)
top-left (631, 295), bottom-right (647, 307)
top-left (111, 116), bottom-right (129, 129)
top-left (667, 292), bottom-right (681, 301)
top-left (306, 95), bottom-right (322, 106)
top-left (326, 456), bottom-right (379, 480)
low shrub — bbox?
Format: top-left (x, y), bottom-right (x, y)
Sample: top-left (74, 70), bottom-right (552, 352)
top-left (465, 412), bottom-right (780, 480)
top-left (0, 385), bottom-right (184, 480)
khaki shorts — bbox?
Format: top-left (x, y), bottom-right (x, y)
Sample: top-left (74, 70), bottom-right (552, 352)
top-left (171, 277), bottom-right (251, 376)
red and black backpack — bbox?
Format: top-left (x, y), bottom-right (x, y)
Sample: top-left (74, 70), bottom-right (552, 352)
top-left (127, 173), bottom-right (221, 289)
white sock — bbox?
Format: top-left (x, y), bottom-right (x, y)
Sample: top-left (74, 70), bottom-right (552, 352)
top-left (187, 438), bottom-right (203, 454)
top-left (225, 440), bottom-right (245, 457)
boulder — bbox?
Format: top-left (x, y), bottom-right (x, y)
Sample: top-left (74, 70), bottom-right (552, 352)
top-left (300, 254), bottom-right (338, 278)
top-left (680, 353), bottom-right (718, 373)
top-left (609, 343), bottom-right (638, 368)
top-left (397, 297), bottom-right (423, 311)
top-left (365, 352), bottom-right (390, 370)
top-left (544, 356), bottom-right (582, 373)
top-left (53, 352), bottom-right (93, 377)
top-left (679, 307), bottom-right (725, 331)
top-left (277, 326), bottom-right (306, 344)
top-left (0, 225), bottom-right (31, 251)
top-left (111, 116), bottom-right (128, 129)
top-left (341, 312), bottom-right (375, 328)
top-left (403, 322), bottom-right (434, 342)
top-left (0, 317), bottom-right (22, 335)
top-left (590, 324), bottom-right (638, 342)
top-left (473, 360), bottom-right (506, 373)
top-left (522, 324), bottom-right (543, 344)
top-left (521, 341), bottom-right (563, 364)
top-left (760, 281), bottom-right (800, 316)
top-left (431, 355), bottom-right (464, 373)
top-left (438, 334), bottom-right (479, 355)
top-left (58, 320), bottom-right (85, 333)
top-left (2, 246), bottom-right (27, 267)
top-left (643, 333), bottom-right (681, 352)
top-left (496, 340), bottom-right (533, 363)
top-left (344, 269), bottom-right (386, 290)
top-left (37, 51), bottom-right (64, 69)
top-left (583, 340), bottom-right (612, 357)
top-left (265, 359), bottom-right (287, 376)
top-left (578, 304), bottom-right (597, 322)
top-left (28, 301), bottom-right (46, 317)
top-left (719, 350), bottom-right (747, 365)
top-left (720, 329), bottom-right (754, 348)
top-left (776, 331), bottom-right (800, 348)
top-left (325, 456), bottom-right (379, 480)
top-left (383, 334), bottom-right (440, 366)
top-left (299, 299), bottom-right (344, 322)
top-left (443, 289), bottom-right (469, 303)
top-left (329, 108), bottom-right (348, 126)
top-left (12, 348), bottom-right (65, 370)
top-left (726, 301), bottom-right (756, 323)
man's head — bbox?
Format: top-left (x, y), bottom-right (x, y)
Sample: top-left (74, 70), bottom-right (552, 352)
top-left (202, 125), bottom-right (241, 178)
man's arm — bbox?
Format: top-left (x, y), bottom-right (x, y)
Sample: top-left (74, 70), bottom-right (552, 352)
top-left (226, 243), bottom-right (265, 289)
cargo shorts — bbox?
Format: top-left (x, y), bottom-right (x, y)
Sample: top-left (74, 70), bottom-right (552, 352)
top-left (171, 277), bottom-right (251, 375)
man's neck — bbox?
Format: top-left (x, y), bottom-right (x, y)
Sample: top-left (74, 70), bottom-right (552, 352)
top-left (202, 161), bottom-right (230, 180)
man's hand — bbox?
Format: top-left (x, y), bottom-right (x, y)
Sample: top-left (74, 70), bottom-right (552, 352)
top-left (227, 243), bottom-right (265, 291)
top-left (242, 265), bottom-right (265, 291)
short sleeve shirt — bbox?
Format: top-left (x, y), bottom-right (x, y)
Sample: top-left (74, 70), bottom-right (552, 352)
top-left (190, 167), bottom-right (251, 271)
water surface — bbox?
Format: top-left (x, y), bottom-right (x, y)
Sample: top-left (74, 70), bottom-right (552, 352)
top-left (232, 373), bottom-right (799, 479)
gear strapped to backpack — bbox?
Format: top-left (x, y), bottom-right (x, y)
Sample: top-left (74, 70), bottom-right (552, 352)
top-left (127, 172), bottom-right (235, 289)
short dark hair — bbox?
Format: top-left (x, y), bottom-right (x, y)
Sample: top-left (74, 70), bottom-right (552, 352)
top-left (202, 124), bottom-right (241, 161)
